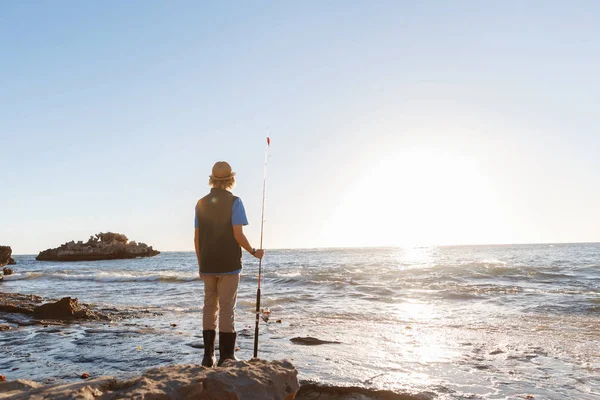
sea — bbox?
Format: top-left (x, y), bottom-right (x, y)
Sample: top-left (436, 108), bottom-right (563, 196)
top-left (1, 244), bottom-right (599, 399)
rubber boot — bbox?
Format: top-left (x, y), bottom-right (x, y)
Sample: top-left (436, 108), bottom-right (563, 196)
top-left (202, 330), bottom-right (217, 367)
top-left (218, 332), bottom-right (239, 366)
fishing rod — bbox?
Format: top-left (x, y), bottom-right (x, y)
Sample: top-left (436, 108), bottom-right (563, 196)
top-left (254, 136), bottom-right (270, 358)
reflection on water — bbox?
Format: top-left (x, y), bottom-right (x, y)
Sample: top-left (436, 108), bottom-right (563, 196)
top-left (395, 245), bottom-right (434, 269)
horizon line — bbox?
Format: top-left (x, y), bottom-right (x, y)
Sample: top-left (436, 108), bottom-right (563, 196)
top-left (162, 240), bottom-right (600, 252)
top-left (12, 240), bottom-right (600, 256)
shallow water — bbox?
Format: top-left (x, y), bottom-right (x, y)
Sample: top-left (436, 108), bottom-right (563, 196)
top-left (1, 244), bottom-right (600, 399)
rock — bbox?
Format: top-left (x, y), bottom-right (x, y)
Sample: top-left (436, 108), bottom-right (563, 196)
top-left (0, 293), bottom-right (110, 321)
top-left (36, 232), bottom-right (160, 261)
top-left (8, 257), bottom-right (16, 265)
top-left (33, 297), bottom-right (107, 321)
top-left (296, 382), bottom-right (429, 400)
top-left (290, 337), bottom-right (342, 346)
top-left (0, 379), bottom-right (42, 392)
top-left (0, 292), bottom-right (41, 314)
top-left (0, 359), bottom-right (299, 400)
top-left (0, 246), bottom-right (14, 267)
top-left (0, 325), bottom-right (11, 331)
top-left (81, 372), bottom-right (91, 379)
top-left (3, 267), bottom-right (14, 275)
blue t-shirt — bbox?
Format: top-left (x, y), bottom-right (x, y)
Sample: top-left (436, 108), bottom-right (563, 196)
top-left (195, 197), bottom-right (248, 275)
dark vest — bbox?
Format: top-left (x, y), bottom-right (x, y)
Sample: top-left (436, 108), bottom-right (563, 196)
top-left (195, 188), bottom-right (242, 273)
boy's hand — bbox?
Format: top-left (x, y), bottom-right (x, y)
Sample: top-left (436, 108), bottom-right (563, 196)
top-left (253, 249), bottom-right (265, 259)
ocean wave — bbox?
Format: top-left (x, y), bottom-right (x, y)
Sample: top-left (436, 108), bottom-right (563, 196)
top-left (470, 266), bottom-right (524, 277)
top-left (1, 272), bottom-right (45, 281)
top-left (2, 271), bottom-right (200, 283)
top-left (267, 277), bottom-right (303, 285)
top-left (439, 291), bottom-right (482, 300)
top-left (529, 271), bottom-right (576, 279)
top-left (461, 259), bottom-right (507, 268)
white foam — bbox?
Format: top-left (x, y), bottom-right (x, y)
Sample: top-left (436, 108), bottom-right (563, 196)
top-left (3, 271), bottom-right (200, 283)
top-left (2, 272), bottom-right (43, 281)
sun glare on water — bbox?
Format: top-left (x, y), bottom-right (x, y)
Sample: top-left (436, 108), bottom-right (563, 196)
top-left (323, 148), bottom-right (503, 247)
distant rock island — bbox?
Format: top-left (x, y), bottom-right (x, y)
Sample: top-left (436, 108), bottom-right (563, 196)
top-left (36, 232), bottom-right (160, 262)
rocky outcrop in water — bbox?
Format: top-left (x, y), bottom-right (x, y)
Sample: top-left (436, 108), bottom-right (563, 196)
top-left (36, 232), bottom-right (160, 261)
top-left (0, 292), bottom-right (159, 327)
top-left (0, 293), bottom-right (109, 322)
top-left (290, 337), bottom-right (342, 346)
top-left (0, 359), bottom-right (299, 400)
top-left (0, 246), bottom-right (15, 267)
top-left (33, 296), bottom-right (108, 320)
top-left (296, 383), bottom-right (428, 399)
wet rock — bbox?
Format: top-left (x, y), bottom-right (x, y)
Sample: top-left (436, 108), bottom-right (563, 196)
top-left (0, 304), bottom-right (33, 314)
top-left (0, 293), bottom-right (41, 314)
top-left (0, 246), bottom-right (14, 267)
top-left (0, 324), bottom-right (11, 331)
top-left (33, 297), bottom-right (108, 321)
top-left (490, 349), bottom-right (505, 355)
top-left (81, 372), bottom-right (91, 379)
top-left (3, 267), bottom-right (14, 275)
top-left (290, 337), bottom-right (342, 346)
top-left (0, 293), bottom-right (111, 322)
top-left (36, 232), bottom-right (160, 261)
top-left (296, 382), bottom-right (430, 400)
top-left (0, 359), bottom-right (299, 400)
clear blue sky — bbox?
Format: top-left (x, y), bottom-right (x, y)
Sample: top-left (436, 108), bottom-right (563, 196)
top-left (1, 1), bottom-right (599, 254)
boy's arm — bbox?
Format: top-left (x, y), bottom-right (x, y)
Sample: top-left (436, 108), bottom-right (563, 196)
top-left (233, 225), bottom-right (264, 259)
top-left (194, 228), bottom-right (201, 275)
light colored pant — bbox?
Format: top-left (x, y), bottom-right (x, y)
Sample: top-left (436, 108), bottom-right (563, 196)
top-left (201, 273), bottom-right (240, 333)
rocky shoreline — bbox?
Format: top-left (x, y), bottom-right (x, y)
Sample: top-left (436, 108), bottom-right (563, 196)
top-left (0, 292), bottom-right (151, 329)
top-left (0, 361), bottom-right (422, 400)
top-left (0, 359), bottom-right (300, 400)
top-left (36, 232), bottom-right (160, 262)
top-left (0, 290), bottom-right (422, 400)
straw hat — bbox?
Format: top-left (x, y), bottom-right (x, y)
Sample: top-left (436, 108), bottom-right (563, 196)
top-left (210, 161), bottom-right (236, 181)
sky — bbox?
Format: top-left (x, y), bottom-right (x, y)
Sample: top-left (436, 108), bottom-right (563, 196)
top-left (1, 1), bottom-right (599, 254)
